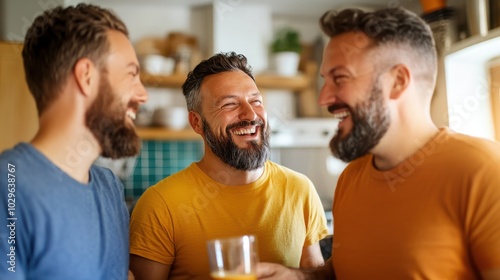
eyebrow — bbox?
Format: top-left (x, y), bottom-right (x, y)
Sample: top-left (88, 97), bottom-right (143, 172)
top-left (126, 62), bottom-right (140, 73)
top-left (321, 65), bottom-right (350, 78)
top-left (214, 92), bottom-right (261, 106)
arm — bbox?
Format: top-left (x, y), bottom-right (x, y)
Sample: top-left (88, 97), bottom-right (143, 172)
top-left (129, 254), bottom-right (171, 280)
top-left (299, 243), bottom-right (324, 268)
top-left (257, 257), bottom-right (334, 280)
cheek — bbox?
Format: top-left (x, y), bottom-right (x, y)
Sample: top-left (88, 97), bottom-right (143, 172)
top-left (207, 115), bottom-right (229, 134)
top-left (251, 104), bottom-right (266, 117)
top-left (257, 108), bottom-right (267, 120)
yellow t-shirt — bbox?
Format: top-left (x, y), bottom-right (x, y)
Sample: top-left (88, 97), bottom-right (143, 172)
top-left (130, 160), bottom-right (329, 279)
top-left (332, 128), bottom-right (500, 279)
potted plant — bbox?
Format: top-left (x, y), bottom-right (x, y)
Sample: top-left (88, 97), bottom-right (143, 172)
top-left (271, 28), bottom-right (302, 76)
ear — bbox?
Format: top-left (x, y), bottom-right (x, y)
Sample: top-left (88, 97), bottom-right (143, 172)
top-left (389, 64), bottom-right (410, 100)
top-left (73, 58), bottom-right (97, 97)
top-left (188, 111), bottom-right (204, 135)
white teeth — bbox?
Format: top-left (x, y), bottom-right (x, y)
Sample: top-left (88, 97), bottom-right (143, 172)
top-left (233, 127), bottom-right (257, 135)
top-left (332, 111), bottom-right (350, 120)
top-left (127, 111), bottom-right (136, 120)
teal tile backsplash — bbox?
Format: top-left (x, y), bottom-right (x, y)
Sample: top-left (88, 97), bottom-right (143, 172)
top-left (122, 140), bottom-right (203, 202)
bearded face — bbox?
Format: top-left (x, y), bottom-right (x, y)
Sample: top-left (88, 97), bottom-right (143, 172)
top-left (85, 74), bottom-right (141, 159)
top-left (202, 117), bottom-right (270, 171)
top-left (330, 75), bottom-right (391, 162)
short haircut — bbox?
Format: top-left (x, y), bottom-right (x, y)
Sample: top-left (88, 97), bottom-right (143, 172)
top-left (320, 7), bottom-right (437, 88)
top-left (182, 52), bottom-right (254, 113)
top-left (22, 3), bottom-right (128, 114)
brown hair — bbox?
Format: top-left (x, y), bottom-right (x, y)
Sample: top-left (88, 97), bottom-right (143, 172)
top-left (22, 3), bottom-right (128, 114)
top-left (182, 52), bottom-right (254, 113)
top-left (320, 7), bottom-right (437, 87)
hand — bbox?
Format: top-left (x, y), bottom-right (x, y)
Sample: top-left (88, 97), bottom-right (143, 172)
top-left (256, 262), bottom-right (308, 280)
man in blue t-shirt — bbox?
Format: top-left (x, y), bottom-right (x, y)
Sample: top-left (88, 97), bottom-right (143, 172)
top-left (0, 4), bottom-right (148, 280)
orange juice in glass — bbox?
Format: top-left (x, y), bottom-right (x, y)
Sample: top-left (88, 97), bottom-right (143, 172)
top-left (207, 235), bottom-right (258, 280)
top-left (210, 271), bottom-right (257, 280)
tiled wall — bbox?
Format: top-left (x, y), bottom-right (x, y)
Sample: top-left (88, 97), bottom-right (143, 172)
top-left (121, 140), bottom-right (204, 202)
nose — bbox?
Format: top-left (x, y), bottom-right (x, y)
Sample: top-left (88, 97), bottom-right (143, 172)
top-left (134, 82), bottom-right (148, 104)
top-left (239, 101), bottom-right (257, 121)
top-left (318, 82), bottom-right (336, 107)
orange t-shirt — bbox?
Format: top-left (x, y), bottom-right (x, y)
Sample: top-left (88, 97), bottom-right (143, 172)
top-left (332, 128), bottom-right (500, 279)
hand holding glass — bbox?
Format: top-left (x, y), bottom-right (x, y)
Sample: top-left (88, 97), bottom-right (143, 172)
top-left (206, 235), bottom-right (258, 280)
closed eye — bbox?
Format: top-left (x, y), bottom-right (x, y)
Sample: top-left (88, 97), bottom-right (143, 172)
top-left (334, 75), bottom-right (348, 84)
top-left (222, 102), bottom-right (238, 108)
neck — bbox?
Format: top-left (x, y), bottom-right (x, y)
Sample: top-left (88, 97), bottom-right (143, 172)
top-left (197, 150), bottom-right (264, 186)
top-left (31, 105), bottom-right (101, 184)
top-left (371, 114), bottom-right (439, 170)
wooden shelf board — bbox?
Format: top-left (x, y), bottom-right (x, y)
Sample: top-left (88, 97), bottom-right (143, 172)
top-left (141, 72), bottom-right (311, 91)
top-left (255, 73), bottom-right (310, 91)
top-left (135, 127), bottom-right (201, 141)
top-left (140, 72), bottom-right (188, 88)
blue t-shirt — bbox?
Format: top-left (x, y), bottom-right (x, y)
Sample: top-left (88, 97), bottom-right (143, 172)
top-left (0, 143), bottom-right (130, 280)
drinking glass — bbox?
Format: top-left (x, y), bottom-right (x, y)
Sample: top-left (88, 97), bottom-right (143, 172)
top-left (206, 235), bottom-right (258, 280)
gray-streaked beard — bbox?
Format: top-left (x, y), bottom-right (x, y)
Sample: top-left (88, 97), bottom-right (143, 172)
top-left (330, 76), bottom-right (390, 162)
top-left (202, 117), bottom-right (270, 171)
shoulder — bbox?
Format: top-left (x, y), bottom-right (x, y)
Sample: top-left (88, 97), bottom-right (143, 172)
top-left (438, 129), bottom-right (500, 164)
top-left (89, 165), bottom-right (127, 203)
top-left (154, 163), bottom-right (198, 189)
top-left (137, 163), bottom-right (199, 203)
top-left (90, 164), bottom-right (121, 185)
top-left (266, 161), bottom-right (311, 181)
top-left (265, 161), bottom-right (316, 194)
top-left (0, 143), bottom-right (31, 163)
top-left (0, 143), bottom-right (60, 195)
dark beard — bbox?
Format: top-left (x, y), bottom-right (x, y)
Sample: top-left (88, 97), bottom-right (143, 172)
top-left (202, 117), bottom-right (270, 171)
top-left (85, 75), bottom-right (141, 159)
top-left (330, 76), bottom-right (390, 162)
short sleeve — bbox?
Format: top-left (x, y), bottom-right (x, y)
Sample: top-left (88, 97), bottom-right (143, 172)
top-left (468, 158), bottom-right (500, 270)
top-left (129, 187), bottom-right (175, 265)
top-left (304, 177), bottom-right (330, 246)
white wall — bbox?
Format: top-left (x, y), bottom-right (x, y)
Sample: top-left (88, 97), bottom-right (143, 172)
top-left (444, 32), bottom-right (500, 140)
top-left (0, 0), bottom-right (67, 42)
top-left (272, 14), bottom-right (322, 44)
top-left (212, 3), bottom-right (272, 74)
top-left (96, 1), bottom-right (192, 44)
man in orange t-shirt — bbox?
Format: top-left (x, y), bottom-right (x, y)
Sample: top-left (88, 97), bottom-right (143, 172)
top-left (257, 6), bottom-right (500, 280)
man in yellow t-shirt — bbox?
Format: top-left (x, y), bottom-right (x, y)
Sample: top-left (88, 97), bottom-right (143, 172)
top-left (129, 52), bottom-right (329, 280)
top-left (257, 6), bottom-right (500, 280)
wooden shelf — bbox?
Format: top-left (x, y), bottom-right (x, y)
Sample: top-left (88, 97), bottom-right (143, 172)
top-left (137, 61), bottom-right (319, 141)
top-left (140, 72), bottom-right (188, 88)
top-left (135, 127), bottom-right (201, 141)
top-left (141, 71), bottom-right (310, 90)
top-left (255, 73), bottom-right (310, 91)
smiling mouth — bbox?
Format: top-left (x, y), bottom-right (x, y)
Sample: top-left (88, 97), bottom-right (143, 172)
top-left (332, 110), bottom-right (350, 121)
top-left (126, 110), bottom-right (136, 120)
top-left (231, 126), bottom-right (258, 136)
